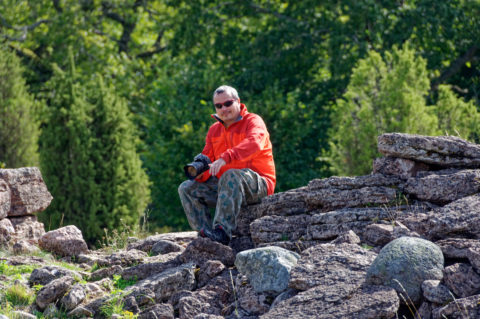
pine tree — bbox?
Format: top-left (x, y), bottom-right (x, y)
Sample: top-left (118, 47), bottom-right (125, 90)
top-left (327, 44), bottom-right (439, 176)
top-left (40, 49), bottom-right (150, 245)
top-left (0, 45), bottom-right (40, 168)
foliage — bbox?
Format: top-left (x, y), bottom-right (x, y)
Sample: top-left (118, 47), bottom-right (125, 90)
top-left (4, 284), bottom-right (34, 307)
top-left (112, 274), bottom-right (137, 290)
top-left (0, 44), bottom-right (40, 168)
top-left (0, 261), bottom-right (37, 276)
top-left (327, 44), bottom-right (439, 176)
top-left (39, 49), bottom-right (150, 246)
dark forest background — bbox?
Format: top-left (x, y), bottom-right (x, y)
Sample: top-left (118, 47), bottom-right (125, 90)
top-left (1, 0), bottom-right (479, 246)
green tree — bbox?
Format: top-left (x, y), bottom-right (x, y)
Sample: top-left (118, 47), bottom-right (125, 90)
top-left (39, 51), bottom-right (150, 245)
top-left (327, 44), bottom-right (439, 176)
top-left (0, 44), bottom-right (40, 168)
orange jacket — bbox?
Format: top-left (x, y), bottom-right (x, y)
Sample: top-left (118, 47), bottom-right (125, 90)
top-left (197, 104), bottom-right (276, 195)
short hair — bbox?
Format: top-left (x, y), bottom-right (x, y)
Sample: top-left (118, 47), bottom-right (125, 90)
top-left (213, 85), bottom-right (239, 101)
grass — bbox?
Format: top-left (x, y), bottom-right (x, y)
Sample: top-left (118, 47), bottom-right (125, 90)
top-left (4, 284), bottom-right (35, 306)
top-left (112, 274), bottom-right (137, 290)
top-left (0, 261), bottom-right (38, 276)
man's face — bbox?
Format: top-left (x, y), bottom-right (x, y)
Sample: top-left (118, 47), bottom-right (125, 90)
top-left (213, 92), bottom-right (241, 127)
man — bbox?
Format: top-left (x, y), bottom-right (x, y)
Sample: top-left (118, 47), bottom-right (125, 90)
top-left (178, 85), bottom-right (276, 245)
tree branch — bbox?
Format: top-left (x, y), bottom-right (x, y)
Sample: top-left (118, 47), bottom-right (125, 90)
top-left (0, 14), bottom-right (50, 42)
top-left (431, 45), bottom-right (478, 90)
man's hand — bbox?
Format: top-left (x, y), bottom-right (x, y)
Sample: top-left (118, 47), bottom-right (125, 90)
top-left (209, 158), bottom-right (226, 176)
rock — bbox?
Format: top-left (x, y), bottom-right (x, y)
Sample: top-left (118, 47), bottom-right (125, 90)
top-left (38, 225), bottom-right (88, 257)
top-left (270, 288), bottom-right (299, 309)
top-left (60, 283), bottom-right (86, 310)
top-left (364, 221), bottom-right (417, 247)
top-left (416, 302), bottom-right (433, 319)
top-left (234, 275), bottom-right (270, 316)
top-left (373, 156), bottom-right (429, 179)
top-left (467, 246), bottom-right (480, 272)
top-left (12, 240), bottom-right (40, 254)
top-left (138, 303), bottom-right (174, 319)
top-left (198, 260), bottom-right (225, 288)
top-left (68, 305), bottom-right (94, 318)
top-left (262, 285), bottom-right (399, 319)
top-left (422, 280), bottom-right (453, 304)
top-left (0, 180), bottom-right (10, 219)
top-left (443, 263), bottom-right (480, 298)
top-left (9, 215), bottom-right (45, 242)
top-left (378, 133), bottom-right (480, 167)
top-left (29, 266), bottom-right (83, 286)
top-left (0, 167), bottom-right (53, 216)
top-left (121, 258), bottom-right (181, 281)
top-left (331, 230), bottom-right (361, 245)
top-left (0, 218), bottom-right (14, 244)
top-left (434, 238), bottom-right (480, 258)
top-left (151, 240), bottom-right (184, 255)
top-left (102, 249), bottom-right (148, 267)
top-left (127, 231), bottom-right (197, 252)
top-left (179, 237), bottom-right (235, 267)
top-left (35, 276), bottom-right (75, 310)
top-left (432, 294), bottom-right (480, 319)
top-left (126, 263), bottom-right (196, 302)
top-left (235, 246), bottom-right (300, 294)
top-left (250, 214), bottom-right (311, 246)
top-left (290, 243), bottom-right (377, 292)
top-left (11, 311), bottom-right (36, 319)
top-left (90, 265), bottom-right (123, 281)
top-left (305, 174), bottom-right (400, 211)
top-left (426, 194), bottom-right (480, 240)
top-left (402, 169), bottom-right (480, 204)
top-left (366, 237), bottom-right (444, 303)
top-left (177, 272), bottom-right (234, 319)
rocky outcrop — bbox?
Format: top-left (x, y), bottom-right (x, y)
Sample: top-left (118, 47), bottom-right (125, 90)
top-left (6, 133), bottom-right (480, 318)
top-left (38, 225), bottom-right (89, 257)
top-left (0, 167), bottom-right (52, 245)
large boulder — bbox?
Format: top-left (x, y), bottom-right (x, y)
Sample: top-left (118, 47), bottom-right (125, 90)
top-left (366, 236), bottom-right (444, 303)
top-left (235, 246), bottom-right (300, 294)
top-left (10, 215), bottom-right (45, 242)
top-left (39, 225), bottom-right (88, 257)
top-left (0, 167), bottom-right (53, 216)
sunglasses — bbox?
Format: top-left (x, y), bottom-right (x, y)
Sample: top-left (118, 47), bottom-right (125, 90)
top-left (214, 99), bottom-right (235, 109)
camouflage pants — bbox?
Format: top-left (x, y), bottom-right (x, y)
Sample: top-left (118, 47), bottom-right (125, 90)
top-left (178, 168), bottom-right (268, 238)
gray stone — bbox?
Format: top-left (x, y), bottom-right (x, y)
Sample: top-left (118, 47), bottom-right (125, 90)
top-left (39, 225), bottom-right (88, 257)
top-left (0, 167), bottom-right (53, 216)
top-left (373, 156), bottom-right (429, 179)
top-left (331, 230), bottom-right (361, 245)
top-left (179, 237), bottom-right (235, 267)
top-left (290, 243), bottom-right (377, 292)
top-left (126, 263), bottom-right (196, 302)
top-left (305, 174), bottom-right (399, 211)
top-left (0, 180), bottom-right (10, 219)
top-left (422, 280), bottom-right (453, 304)
top-left (378, 133), bottom-right (480, 167)
top-left (35, 276), bottom-right (75, 310)
top-left (197, 260), bottom-right (225, 287)
top-left (366, 237), bottom-right (444, 303)
top-left (12, 240), bottom-right (40, 254)
top-left (127, 231), bottom-right (197, 252)
top-left (103, 249), bottom-right (148, 267)
top-left (29, 265), bottom-right (83, 286)
top-left (416, 302), bottom-right (433, 319)
top-left (11, 311), bottom-right (36, 319)
top-left (262, 285), bottom-right (399, 319)
top-left (234, 275), bottom-right (270, 316)
top-left (435, 238), bottom-right (480, 258)
top-left (90, 265), bottom-right (123, 281)
top-left (467, 246), bottom-right (480, 272)
top-left (402, 169), bottom-right (480, 204)
top-left (249, 214), bottom-right (311, 246)
top-left (426, 194), bottom-right (480, 240)
top-left (235, 246), bottom-right (300, 294)
top-left (443, 263), bottom-right (480, 298)
top-left (432, 294), bottom-right (480, 319)
top-left (138, 303), bottom-right (174, 319)
top-left (121, 258), bottom-right (181, 281)
top-left (151, 240), bottom-right (184, 255)
top-left (10, 215), bottom-right (45, 242)
top-left (0, 218), bottom-right (14, 244)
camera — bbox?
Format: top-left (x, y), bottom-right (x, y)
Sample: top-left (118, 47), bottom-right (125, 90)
top-left (184, 153), bottom-right (211, 180)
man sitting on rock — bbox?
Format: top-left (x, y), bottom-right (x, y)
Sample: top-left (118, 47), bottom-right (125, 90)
top-left (178, 85), bottom-right (276, 245)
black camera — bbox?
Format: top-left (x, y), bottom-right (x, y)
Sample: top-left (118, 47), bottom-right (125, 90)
top-left (184, 153), bottom-right (211, 180)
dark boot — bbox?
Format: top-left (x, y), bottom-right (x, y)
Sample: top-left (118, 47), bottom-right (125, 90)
top-left (199, 225), bottom-right (230, 245)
